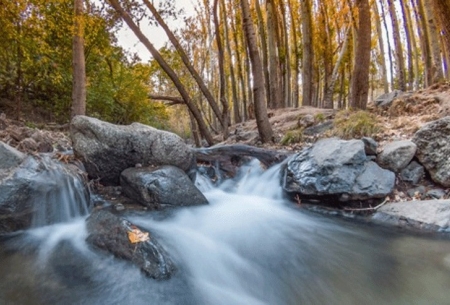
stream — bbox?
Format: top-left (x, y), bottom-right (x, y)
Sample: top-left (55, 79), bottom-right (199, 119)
top-left (1, 160), bottom-right (450, 304)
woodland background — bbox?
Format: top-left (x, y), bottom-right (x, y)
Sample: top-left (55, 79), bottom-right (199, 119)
top-left (0, 0), bottom-right (449, 145)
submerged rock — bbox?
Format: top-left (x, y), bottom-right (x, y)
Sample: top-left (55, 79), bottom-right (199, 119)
top-left (412, 116), bottom-right (450, 187)
top-left (70, 116), bottom-right (196, 185)
top-left (282, 138), bottom-right (395, 202)
top-left (120, 165), bottom-right (208, 209)
top-left (85, 209), bottom-right (175, 279)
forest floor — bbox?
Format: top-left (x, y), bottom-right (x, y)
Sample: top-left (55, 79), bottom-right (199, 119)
top-left (1, 82), bottom-right (450, 205)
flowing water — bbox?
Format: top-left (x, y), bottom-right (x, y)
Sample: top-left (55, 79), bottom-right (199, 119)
top-left (1, 160), bottom-right (450, 305)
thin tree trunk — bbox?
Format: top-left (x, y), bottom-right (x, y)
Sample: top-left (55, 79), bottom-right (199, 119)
top-left (430, 0), bottom-right (450, 71)
top-left (213, 0), bottom-right (229, 139)
top-left (350, 0), bottom-right (371, 109)
top-left (400, 0), bottom-right (415, 90)
top-left (424, 1), bottom-right (444, 81)
top-left (143, 0), bottom-right (225, 129)
top-left (72, 0), bottom-right (86, 118)
top-left (287, 0), bottom-right (300, 107)
top-left (387, 0), bottom-right (406, 91)
top-left (254, 0), bottom-right (271, 108)
top-left (301, 0), bottom-right (314, 106)
top-left (108, 0), bottom-right (214, 145)
top-left (266, 0), bottom-right (282, 109)
top-left (278, 0), bottom-right (291, 107)
top-left (380, 0), bottom-right (394, 90)
top-left (240, 0), bottom-right (273, 143)
top-left (373, 1), bottom-right (389, 93)
top-left (414, 0), bottom-right (434, 86)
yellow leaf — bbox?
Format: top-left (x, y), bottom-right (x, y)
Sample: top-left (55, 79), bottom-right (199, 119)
top-left (127, 228), bottom-right (150, 244)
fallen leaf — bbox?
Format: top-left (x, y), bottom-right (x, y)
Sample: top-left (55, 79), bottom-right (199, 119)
top-left (127, 228), bottom-right (150, 244)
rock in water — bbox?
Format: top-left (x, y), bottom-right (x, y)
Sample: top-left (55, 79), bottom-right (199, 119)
top-left (412, 116), bottom-right (450, 187)
top-left (70, 116), bottom-right (195, 185)
top-left (282, 138), bottom-right (395, 202)
top-left (85, 209), bottom-right (175, 279)
top-left (121, 165), bottom-right (208, 209)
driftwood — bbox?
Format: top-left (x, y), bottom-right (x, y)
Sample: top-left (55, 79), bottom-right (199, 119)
top-left (194, 144), bottom-right (292, 178)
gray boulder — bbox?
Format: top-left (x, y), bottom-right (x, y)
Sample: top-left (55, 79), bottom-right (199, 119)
top-left (377, 140), bottom-right (417, 172)
top-left (399, 161), bottom-right (424, 184)
top-left (374, 90), bottom-right (405, 108)
top-left (361, 137), bottom-right (378, 155)
top-left (372, 200), bottom-right (450, 232)
top-left (282, 138), bottom-right (395, 202)
top-left (86, 208), bottom-right (175, 279)
top-left (0, 141), bottom-right (25, 174)
top-left (412, 116), bottom-right (450, 187)
top-left (121, 165), bottom-right (208, 209)
top-left (70, 116), bottom-right (195, 185)
top-left (0, 153), bottom-right (90, 234)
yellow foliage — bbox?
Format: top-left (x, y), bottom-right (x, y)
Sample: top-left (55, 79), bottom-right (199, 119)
top-left (332, 109), bottom-right (381, 139)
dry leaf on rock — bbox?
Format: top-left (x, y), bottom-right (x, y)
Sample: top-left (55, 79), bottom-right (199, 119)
top-left (127, 227), bottom-right (150, 244)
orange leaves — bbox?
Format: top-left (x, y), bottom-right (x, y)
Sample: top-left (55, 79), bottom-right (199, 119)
top-left (127, 226), bottom-right (150, 244)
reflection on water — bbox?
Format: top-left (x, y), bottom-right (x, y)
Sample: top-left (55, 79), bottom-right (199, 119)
top-left (1, 160), bottom-right (450, 305)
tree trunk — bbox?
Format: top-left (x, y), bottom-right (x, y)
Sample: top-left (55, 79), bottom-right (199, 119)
top-left (107, 0), bottom-right (214, 146)
top-left (278, 0), bottom-right (291, 108)
top-left (254, 0), bottom-right (271, 108)
top-left (373, 1), bottom-right (389, 93)
top-left (240, 0), bottom-right (273, 143)
top-left (387, 0), bottom-right (406, 91)
top-left (301, 0), bottom-right (314, 106)
top-left (213, 0), bottom-right (229, 140)
top-left (71, 0), bottom-right (86, 118)
top-left (287, 0), bottom-right (300, 107)
top-left (380, 0), bottom-right (394, 90)
top-left (430, 0), bottom-right (450, 71)
top-left (413, 0), bottom-right (433, 86)
top-left (350, 0), bottom-right (371, 109)
top-left (424, 1), bottom-right (445, 81)
top-left (143, 0), bottom-right (226, 130)
top-left (266, 0), bottom-right (282, 109)
top-left (400, 0), bottom-right (415, 90)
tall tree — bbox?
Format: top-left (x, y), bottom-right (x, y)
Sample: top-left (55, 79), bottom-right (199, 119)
top-left (107, 0), bottom-right (214, 145)
top-left (301, 0), bottom-right (314, 106)
top-left (387, 0), bottom-right (406, 91)
top-left (350, 0), bottom-right (371, 109)
top-left (72, 0), bottom-right (86, 118)
top-left (431, 0), bottom-right (450, 71)
top-left (240, 0), bottom-right (273, 143)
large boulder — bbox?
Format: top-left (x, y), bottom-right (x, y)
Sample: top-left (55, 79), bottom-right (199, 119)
top-left (377, 140), bottom-right (417, 172)
top-left (412, 116), bottom-right (450, 187)
top-left (0, 141), bottom-right (25, 174)
top-left (120, 165), bottom-right (208, 209)
top-left (85, 208), bottom-right (175, 279)
top-left (282, 138), bottom-right (395, 202)
top-left (70, 116), bottom-right (195, 185)
top-left (0, 151), bottom-right (90, 234)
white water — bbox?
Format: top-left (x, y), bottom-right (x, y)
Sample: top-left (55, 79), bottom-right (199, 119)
top-left (2, 159), bottom-right (450, 304)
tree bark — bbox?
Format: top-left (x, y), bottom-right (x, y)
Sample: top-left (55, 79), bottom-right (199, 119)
top-left (240, 0), bottom-right (273, 143)
top-left (301, 0), bottom-right (314, 106)
top-left (430, 0), bottom-right (450, 71)
top-left (71, 0), bottom-right (86, 118)
top-left (373, 2), bottom-right (389, 93)
top-left (107, 0), bottom-right (214, 146)
top-left (350, 0), bottom-right (371, 109)
top-left (387, 0), bottom-right (406, 91)
top-left (287, 0), bottom-right (300, 107)
top-left (413, 0), bottom-right (433, 86)
top-left (254, 0), bottom-right (271, 108)
top-left (266, 0), bottom-right (282, 109)
top-left (143, 0), bottom-right (226, 130)
top-left (425, 0), bottom-right (445, 81)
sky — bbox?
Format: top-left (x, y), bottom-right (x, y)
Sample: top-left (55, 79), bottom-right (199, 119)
top-left (116, 1), bottom-right (196, 62)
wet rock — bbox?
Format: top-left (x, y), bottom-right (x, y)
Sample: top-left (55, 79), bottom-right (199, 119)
top-left (85, 209), bottom-right (175, 279)
top-left (70, 116), bottom-right (196, 185)
top-left (361, 137), bottom-right (378, 155)
top-left (0, 154), bottom-right (90, 234)
top-left (372, 200), bottom-right (450, 231)
top-left (0, 141), bottom-right (26, 172)
top-left (412, 117), bottom-right (450, 187)
top-left (120, 165), bottom-right (208, 209)
top-left (399, 161), bottom-right (424, 185)
top-left (377, 140), bottom-right (416, 172)
top-left (282, 138), bottom-right (395, 202)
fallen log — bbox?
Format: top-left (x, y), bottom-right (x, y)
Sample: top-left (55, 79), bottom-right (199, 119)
top-left (194, 144), bottom-right (292, 178)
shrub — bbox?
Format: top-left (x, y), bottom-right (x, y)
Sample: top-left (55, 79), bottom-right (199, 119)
top-left (280, 128), bottom-right (304, 145)
top-left (332, 109), bottom-right (381, 139)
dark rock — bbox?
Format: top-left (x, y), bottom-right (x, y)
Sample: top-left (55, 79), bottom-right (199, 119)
top-left (70, 116), bottom-right (195, 185)
top-left (412, 117), bottom-right (450, 187)
top-left (377, 140), bottom-right (416, 172)
top-left (0, 155), bottom-right (90, 234)
top-left (374, 90), bottom-right (405, 108)
top-left (85, 209), bottom-right (175, 279)
top-left (120, 166), bottom-right (208, 209)
top-left (426, 189), bottom-right (446, 199)
top-left (298, 114), bottom-right (315, 128)
top-left (399, 161), bottom-right (424, 184)
top-left (361, 137), bottom-right (378, 155)
top-left (282, 138), bottom-right (395, 202)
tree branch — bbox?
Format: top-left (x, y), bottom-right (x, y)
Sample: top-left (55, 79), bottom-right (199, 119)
top-left (148, 94), bottom-right (184, 105)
